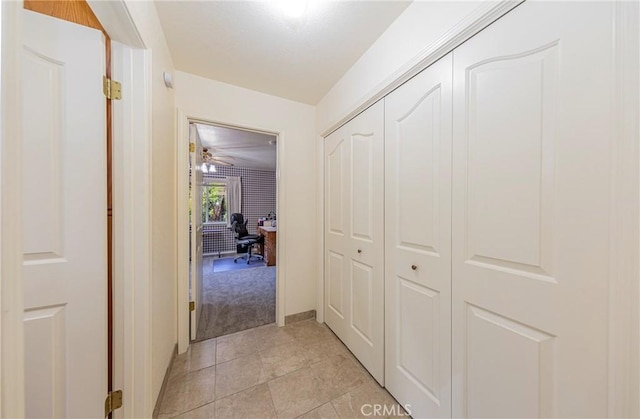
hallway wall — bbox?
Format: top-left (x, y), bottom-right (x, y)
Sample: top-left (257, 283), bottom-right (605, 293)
top-left (315, 1), bottom-right (481, 132)
top-left (175, 71), bottom-right (317, 318)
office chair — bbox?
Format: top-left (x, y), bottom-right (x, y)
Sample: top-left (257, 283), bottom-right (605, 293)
top-left (230, 213), bottom-right (264, 264)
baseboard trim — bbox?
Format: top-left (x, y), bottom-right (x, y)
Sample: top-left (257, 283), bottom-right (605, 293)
top-left (285, 310), bottom-right (317, 325)
top-left (152, 344), bottom-right (178, 419)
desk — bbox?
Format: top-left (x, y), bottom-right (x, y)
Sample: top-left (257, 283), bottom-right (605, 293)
top-left (258, 226), bottom-right (277, 266)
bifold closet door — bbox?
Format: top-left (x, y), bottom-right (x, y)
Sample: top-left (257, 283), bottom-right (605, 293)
top-left (324, 100), bottom-right (384, 383)
top-left (385, 53), bottom-right (453, 418)
top-left (452, 2), bottom-right (614, 417)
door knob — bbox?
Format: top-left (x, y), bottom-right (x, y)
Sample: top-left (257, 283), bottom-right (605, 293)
top-left (411, 265), bottom-right (417, 271)
top-left (357, 249), bottom-right (362, 254)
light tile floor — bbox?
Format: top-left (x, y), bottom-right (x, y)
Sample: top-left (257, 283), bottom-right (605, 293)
top-left (156, 319), bottom-right (408, 419)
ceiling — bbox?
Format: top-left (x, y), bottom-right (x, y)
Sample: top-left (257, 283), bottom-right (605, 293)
top-left (195, 123), bottom-right (277, 171)
top-left (155, 0), bottom-right (411, 104)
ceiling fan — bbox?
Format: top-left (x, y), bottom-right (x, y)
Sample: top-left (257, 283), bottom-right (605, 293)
top-left (203, 147), bottom-right (234, 166)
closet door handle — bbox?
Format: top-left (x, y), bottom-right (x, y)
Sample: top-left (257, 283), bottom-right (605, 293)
top-left (411, 265), bottom-right (417, 271)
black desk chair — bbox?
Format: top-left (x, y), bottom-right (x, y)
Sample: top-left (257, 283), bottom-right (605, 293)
top-left (230, 213), bottom-right (264, 264)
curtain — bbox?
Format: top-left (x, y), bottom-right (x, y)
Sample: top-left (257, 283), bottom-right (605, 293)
top-left (226, 176), bottom-right (242, 227)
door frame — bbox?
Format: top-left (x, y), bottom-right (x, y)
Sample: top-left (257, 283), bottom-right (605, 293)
top-left (0, 1), bottom-right (155, 417)
top-left (90, 2), bottom-right (154, 416)
top-left (319, 0), bottom-right (639, 416)
top-left (177, 109), bottom-right (285, 354)
top-left (1, 2), bottom-right (27, 417)
top-left (110, 43), bottom-right (153, 419)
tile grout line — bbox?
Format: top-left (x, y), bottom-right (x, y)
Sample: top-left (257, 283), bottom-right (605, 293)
top-left (254, 332), bottom-right (285, 418)
top-left (165, 321), bottom-right (364, 418)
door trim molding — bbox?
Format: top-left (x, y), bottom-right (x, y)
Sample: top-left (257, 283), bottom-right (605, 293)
top-left (176, 109), bottom-right (286, 354)
top-left (93, 0), bottom-right (155, 416)
top-left (0, 2), bottom-right (26, 417)
top-left (609, 2), bottom-right (640, 417)
top-left (111, 42), bottom-right (153, 419)
top-left (319, 0), bottom-right (524, 138)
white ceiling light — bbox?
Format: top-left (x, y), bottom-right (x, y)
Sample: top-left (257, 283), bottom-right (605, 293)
top-left (279, 0), bottom-right (308, 18)
top-left (209, 164), bottom-right (217, 173)
top-left (201, 163), bottom-right (208, 173)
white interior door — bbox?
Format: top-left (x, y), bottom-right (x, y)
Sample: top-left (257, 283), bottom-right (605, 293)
top-left (452, 2), bottom-right (614, 417)
top-left (190, 124), bottom-right (204, 340)
top-left (22, 9), bottom-right (107, 418)
top-left (324, 100), bottom-right (385, 383)
top-left (384, 53), bottom-right (453, 418)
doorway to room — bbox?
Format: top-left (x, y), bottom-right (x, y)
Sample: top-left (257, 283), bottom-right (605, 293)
top-left (189, 121), bottom-right (278, 342)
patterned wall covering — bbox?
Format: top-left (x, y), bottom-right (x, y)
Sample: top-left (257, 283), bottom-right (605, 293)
top-left (202, 166), bottom-right (276, 255)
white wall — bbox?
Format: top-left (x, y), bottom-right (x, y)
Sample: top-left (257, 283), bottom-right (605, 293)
top-left (175, 71), bottom-right (318, 317)
top-left (123, 0), bottom-right (176, 405)
top-left (316, 1), bottom-right (482, 132)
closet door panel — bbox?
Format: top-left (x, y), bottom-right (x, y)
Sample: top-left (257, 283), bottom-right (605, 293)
top-left (325, 127), bottom-right (349, 339)
top-left (385, 53), bottom-right (453, 419)
top-left (346, 100), bottom-right (385, 384)
top-left (452, 2), bottom-right (614, 417)
top-left (324, 101), bottom-right (385, 384)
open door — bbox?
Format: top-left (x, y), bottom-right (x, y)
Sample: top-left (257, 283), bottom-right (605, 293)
top-left (22, 9), bottom-right (107, 417)
top-left (190, 124), bottom-right (204, 340)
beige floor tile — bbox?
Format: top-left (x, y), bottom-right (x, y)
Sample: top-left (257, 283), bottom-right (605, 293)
top-left (214, 353), bottom-right (269, 400)
top-left (159, 366), bottom-right (216, 416)
top-left (170, 353), bottom-right (190, 381)
top-left (260, 341), bottom-right (310, 379)
top-left (188, 339), bottom-right (217, 372)
top-left (297, 402), bottom-right (340, 419)
top-left (214, 383), bottom-right (277, 419)
top-left (302, 336), bottom-right (350, 365)
top-left (331, 381), bottom-right (407, 419)
top-left (268, 368), bottom-right (333, 419)
top-left (171, 402), bottom-right (215, 419)
top-left (216, 329), bottom-right (258, 364)
top-left (157, 322), bottom-right (403, 419)
top-left (253, 323), bottom-right (296, 350)
top-left (310, 354), bottom-right (368, 400)
top-left (286, 320), bottom-right (333, 346)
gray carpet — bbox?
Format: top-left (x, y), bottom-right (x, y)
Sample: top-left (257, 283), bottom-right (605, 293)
top-left (195, 262), bottom-right (276, 341)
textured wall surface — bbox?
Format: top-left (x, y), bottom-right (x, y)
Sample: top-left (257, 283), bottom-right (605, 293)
top-left (201, 166), bottom-right (276, 255)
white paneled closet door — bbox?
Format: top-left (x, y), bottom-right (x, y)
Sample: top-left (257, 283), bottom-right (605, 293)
top-left (324, 100), bottom-right (385, 384)
top-left (452, 2), bottom-right (614, 417)
top-left (385, 53), bottom-right (453, 418)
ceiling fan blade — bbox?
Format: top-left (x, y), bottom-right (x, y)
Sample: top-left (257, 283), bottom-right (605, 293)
top-left (212, 158), bottom-right (234, 166)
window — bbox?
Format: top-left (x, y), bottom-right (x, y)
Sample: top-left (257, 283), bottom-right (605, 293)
top-left (203, 182), bottom-right (227, 224)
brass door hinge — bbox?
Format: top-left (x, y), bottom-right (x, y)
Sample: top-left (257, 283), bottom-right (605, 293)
top-left (103, 76), bottom-right (122, 100)
top-left (189, 301), bottom-right (195, 311)
top-left (189, 142), bottom-right (195, 153)
top-left (104, 390), bottom-right (123, 417)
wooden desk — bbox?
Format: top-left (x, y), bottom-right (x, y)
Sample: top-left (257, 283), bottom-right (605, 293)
top-left (258, 226), bottom-right (277, 266)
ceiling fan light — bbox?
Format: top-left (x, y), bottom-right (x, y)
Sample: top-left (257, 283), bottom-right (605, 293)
top-left (210, 164), bottom-right (217, 172)
top-left (201, 163), bottom-right (208, 173)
